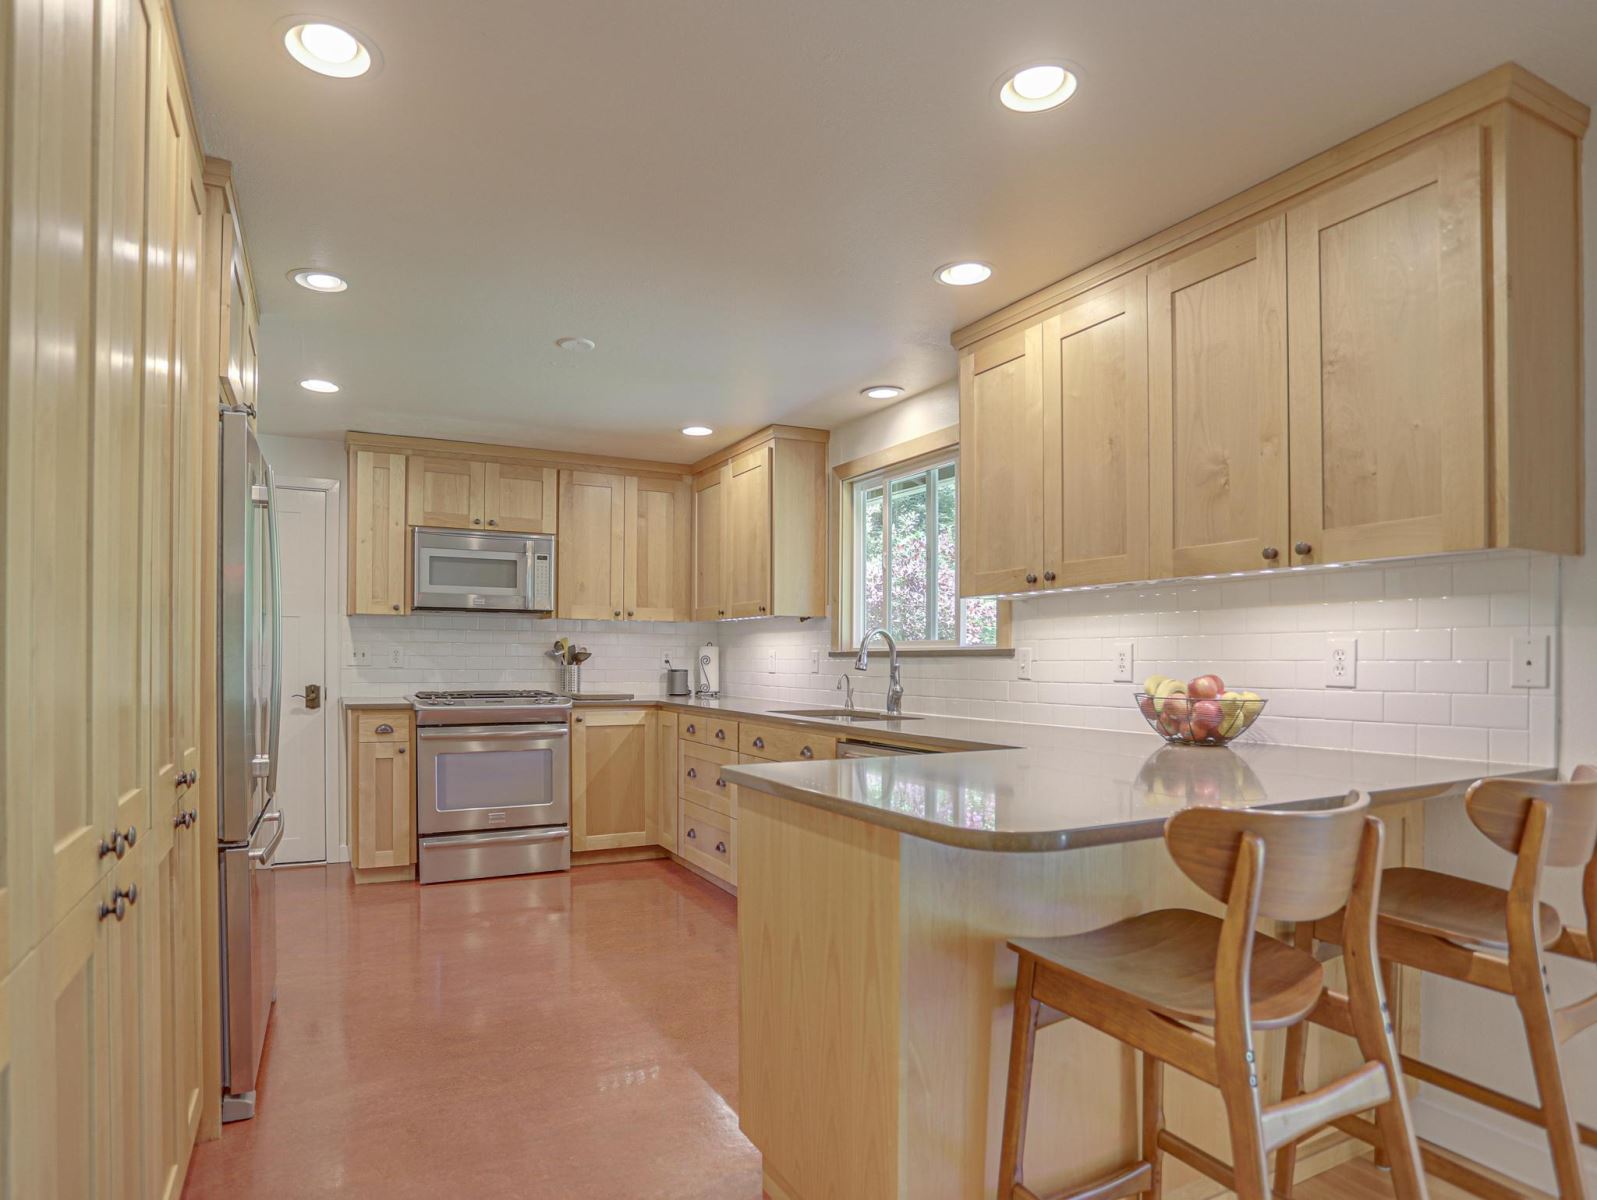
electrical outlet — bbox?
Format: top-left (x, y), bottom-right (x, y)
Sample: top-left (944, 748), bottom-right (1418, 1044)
top-left (1510, 634), bottom-right (1549, 688)
top-left (1016, 648), bottom-right (1033, 681)
top-left (663, 651), bottom-right (673, 669)
top-left (385, 647), bottom-right (405, 668)
top-left (809, 647), bottom-right (821, 674)
top-left (1326, 637), bottom-right (1357, 688)
top-left (1112, 641), bottom-right (1135, 683)
top-left (765, 649), bottom-right (777, 674)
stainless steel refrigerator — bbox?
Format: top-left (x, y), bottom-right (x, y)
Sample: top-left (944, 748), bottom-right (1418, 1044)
top-left (217, 407), bottom-right (286, 1122)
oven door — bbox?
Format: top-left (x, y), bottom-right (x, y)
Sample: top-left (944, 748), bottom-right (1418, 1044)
top-left (412, 528), bottom-right (554, 613)
top-left (416, 723), bottom-right (571, 836)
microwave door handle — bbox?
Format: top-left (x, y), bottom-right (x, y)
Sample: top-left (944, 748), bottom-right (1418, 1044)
top-left (525, 541), bottom-right (535, 610)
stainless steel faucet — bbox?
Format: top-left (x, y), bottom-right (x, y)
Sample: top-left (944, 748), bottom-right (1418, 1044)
top-left (854, 628), bottom-right (903, 715)
top-left (835, 673), bottom-right (855, 711)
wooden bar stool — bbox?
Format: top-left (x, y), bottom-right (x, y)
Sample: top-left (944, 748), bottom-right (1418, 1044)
top-left (998, 794), bottom-right (1427, 1200)
top-left (1285, 768), bottom-right (1597, 1200)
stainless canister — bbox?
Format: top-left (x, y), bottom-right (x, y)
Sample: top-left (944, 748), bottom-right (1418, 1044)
top-left (666, 668), bottom-right (690, 696)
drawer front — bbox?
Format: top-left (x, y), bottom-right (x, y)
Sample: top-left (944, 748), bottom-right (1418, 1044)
top-left (680, 741), bottom-right (737, 816)
top-left (680, 714), bottom-right (738, 749)
top-left (679, 797), bottom-right (734, 883)
top-left (739, 722), bottom-right (836, 763)
top-left (356, 711), bottom-right (413, 742)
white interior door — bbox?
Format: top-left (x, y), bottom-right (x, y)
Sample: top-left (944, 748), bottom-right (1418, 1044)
top-left (274, 485), bottom-right (330, 863)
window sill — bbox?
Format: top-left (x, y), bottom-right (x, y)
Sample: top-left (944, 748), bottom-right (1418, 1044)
top-left (828, 647), bottom-right (1013, 659)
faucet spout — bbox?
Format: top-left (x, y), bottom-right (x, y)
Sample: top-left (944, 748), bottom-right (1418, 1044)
top-left (855, 627), bottom-right (904, 715)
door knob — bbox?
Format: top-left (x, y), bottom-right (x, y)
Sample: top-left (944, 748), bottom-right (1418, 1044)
top-left (1294, 541), bottom-right (1313, 556)
top-left (291, 683), bottom-right (322, 710)
top-left (1261, 546), bottom-right (1280, 561)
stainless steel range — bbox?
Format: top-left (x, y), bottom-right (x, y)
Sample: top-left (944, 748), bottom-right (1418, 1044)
top-left (409, 689), bottom-right (573, 884)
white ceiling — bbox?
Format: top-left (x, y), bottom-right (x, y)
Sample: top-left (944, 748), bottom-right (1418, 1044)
top-left (174, 0), bottom-right (1597, 464)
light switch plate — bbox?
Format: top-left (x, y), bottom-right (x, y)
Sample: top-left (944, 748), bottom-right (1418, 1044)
top-left (1017, 648), bottom-right (1033, 680)
top-left (1326, 637), bottom-right (1357, 688)
top-left (1112, 641), bottom-right (1135, 682)
top-left (1510, 634), bottom-right (1549, 688)
top-left (348, 646), bottom-right (370, 667)
top-left (765, 649), bottom-right (777, 674)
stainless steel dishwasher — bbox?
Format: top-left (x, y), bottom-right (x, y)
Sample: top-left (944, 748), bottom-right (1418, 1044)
top-left (836, 740), bottom-right (930, 759)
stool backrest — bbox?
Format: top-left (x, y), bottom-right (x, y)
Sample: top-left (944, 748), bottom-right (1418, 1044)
top-left (1465, 773), bottom-right (1597, 869)
top-left (1164, 793), bottom-right (1369, 922)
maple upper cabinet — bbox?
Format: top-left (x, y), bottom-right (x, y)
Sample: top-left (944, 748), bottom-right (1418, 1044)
top-left (408, 456), bottom-right (483, 529)
top-left (1287, 126), bottom-right (1489, 565)
top-left (692, 468), bottom-right (728, 619)
top-left (692, 430), bottom-right (827, 621)
top-left (349, 449), bottom-right (409, 615)
top-left (625, 476), bottom-right (691, 621)
top-left (558, 470), bottom-right (628, 619)
top-left (203, 161), bottom-right (260, 421)
top-left (1041, 273), bottom-right (1150, 587)
top-left (1148, 216), bottom-right (1289, 576)
top-left (483, 462), bottom-right (557, 533)
top-left (959, 323), bottom-right (1047, 596)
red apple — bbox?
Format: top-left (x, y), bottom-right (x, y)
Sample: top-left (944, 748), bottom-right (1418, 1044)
top-left (1188, 673), bottom-right (1225, 700)
top-left (1190, 699), bottom-right (1223, 740)
top-left (1138, 694), bottom-right (1157, 721)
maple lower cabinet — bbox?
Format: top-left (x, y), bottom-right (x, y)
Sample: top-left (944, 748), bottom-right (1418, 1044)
top-left (572, 709), bottom-right (655, 852)
top-left (349, 710), bottom-right (416, 878)
top-left (557, 470), bottom-right (628, 619)
top-left (348, 450), bottom-right (409, 615)
top-left (1148, 216), bottom-right (1289, 577)
top-left (624, 476), bottom-right (691, 620)
top-left (959, 323), bottom-right (1048, 596)
top-left (691, 432), bottom-right (827, 621)
top-left (483, 462), bottom-right (557, 533)
top-left (650, 712), bottom-right (679, 851)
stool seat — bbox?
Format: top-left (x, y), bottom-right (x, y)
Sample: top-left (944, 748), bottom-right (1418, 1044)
top-left (1374, 866), bottom-right (1561, 952)
top-left (1010, 908), bottom-right (1324, 1030)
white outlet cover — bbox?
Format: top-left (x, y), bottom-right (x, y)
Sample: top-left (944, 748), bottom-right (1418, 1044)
top-left (386, 647), bottom-right (405, 668)
top-left (1111, 641), bottom-right (1134, 682)
top-left (1510, 634), bottom-right (1549, 688)
top-left (1017, 648), bottom-right (1033, 680)
top-left (766, 649), bottom-right (777, 674)
top-left (809, 647), bottom-right (821, 674)
top-left (1326, 636), bottom-right (1357, 688)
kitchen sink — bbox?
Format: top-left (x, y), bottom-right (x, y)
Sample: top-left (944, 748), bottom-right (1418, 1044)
top-left (775, 708), bottom-right (922, 721)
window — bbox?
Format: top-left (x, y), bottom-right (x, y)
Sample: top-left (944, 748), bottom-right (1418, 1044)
top-left (852, 455), bottom-right (998, 647)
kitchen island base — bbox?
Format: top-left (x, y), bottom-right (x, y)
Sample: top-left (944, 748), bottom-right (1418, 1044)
top-left (736, 790), bottom-right (1422, 1200)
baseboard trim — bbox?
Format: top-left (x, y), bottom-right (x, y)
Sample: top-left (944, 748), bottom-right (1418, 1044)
top-left (1413, 1093), bottom-right (1597, 1194)
top-left (571, 845), bottom-right (668, 866)
top-left (351, 864), bottom-right (415, 885)
top-left (666, 851), bottom-right (738, 896)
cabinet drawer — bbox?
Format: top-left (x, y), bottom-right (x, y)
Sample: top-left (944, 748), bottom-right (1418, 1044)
top-left (356, 711), bottom-right (413, 742)
top-left (680, 714), bottom-right (738, 749)
top-left (739, 722), bottom-right (836, 763)
top-left (680, 741), bottom-right (737, 817)
top-left (678, 798), bottom-right (734, 883)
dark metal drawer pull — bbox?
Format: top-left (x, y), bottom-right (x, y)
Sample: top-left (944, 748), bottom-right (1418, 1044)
top-left (686, 828), bottom-right (697, 840)
top-left (714, 841), bottom-right (727, 855)
top-left (375, 723), bottom-right (395, 734)
top-left (800, 746), bottom-right (813, 759)
top-left (687, 767), bottom-right (697, 779)
top-left (752, 736), bottom-right (764, 749)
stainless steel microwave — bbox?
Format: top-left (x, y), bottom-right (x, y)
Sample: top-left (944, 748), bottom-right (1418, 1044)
top-left (412, 527), bottom-right (555, 613)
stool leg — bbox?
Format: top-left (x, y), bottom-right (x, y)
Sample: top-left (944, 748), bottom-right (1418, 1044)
top-left (998, 955), bottom-right (1041, 1200)
top-left (1517, 979), bottom-right (1587, 1200)
top-left (1141, 1051), bottom-right (1164, 1200)
top-left (1272, 924), bottom-right (1314, 1199)
top-left (1372, 958), bottom-right (1398, 1171)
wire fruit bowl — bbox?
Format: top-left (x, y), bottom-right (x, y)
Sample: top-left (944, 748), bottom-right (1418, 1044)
top-left (1135, 689), bottom-right (1266, 747)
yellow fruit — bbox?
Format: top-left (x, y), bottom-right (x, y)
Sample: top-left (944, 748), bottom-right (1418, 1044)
top-left (1153, 677), bottom-right (1187, 715)
top-left (1142, 674), bottom-right (1169, 696)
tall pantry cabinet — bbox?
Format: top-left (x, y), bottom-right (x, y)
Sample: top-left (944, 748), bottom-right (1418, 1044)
top-left (0, 0), bottom-right (242, 1194)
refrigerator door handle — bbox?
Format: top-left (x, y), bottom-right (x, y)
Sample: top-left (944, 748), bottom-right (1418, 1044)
top-left (248, 810), bottom-right (286, 865)
top-left (264, 461), bottom-right (283, 804)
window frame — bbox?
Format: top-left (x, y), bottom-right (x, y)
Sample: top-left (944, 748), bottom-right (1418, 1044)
top-left (829, 426), bottom-right (1012, 656)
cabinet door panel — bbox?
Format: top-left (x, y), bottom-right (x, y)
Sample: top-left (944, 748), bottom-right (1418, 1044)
top-left (650, 713), bottom-right (679, 851)
top-left (1149, 216), bottom-right (1289, 577)
top-left (350, 450), bottom-right (409, 615)
top-left (1042, 273), bottom-right (1149, 587)
top-left (356, 740), bottom-right (413, 869)
top-left (483, 462), bottom-right (556, 533)
top-left (959, 323), bottom-right (1046, 595)
top-left (557, 470), bottom-right (627, 620)
top-left (692, 469), bottom-right (727, 620)
top-left (625, 476), bottom-right (690, 621)
top-left (572, 710), bottom-right (653, 851)
top-left (1288, 126), bottom-right (1487, 563)
top-left (726, 447), bottom-right (772, 618)
top-left (407, 456), bottom-right (482, 529)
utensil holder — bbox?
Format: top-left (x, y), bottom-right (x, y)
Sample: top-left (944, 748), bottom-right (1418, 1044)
top-left (564, 664), bottom-right (582, 696)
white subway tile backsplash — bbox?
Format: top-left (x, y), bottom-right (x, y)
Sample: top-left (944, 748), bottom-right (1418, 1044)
top-left (1414, 659), bottom-right (1489, 693)
top-left (1384, 629), bottom-right (1452, 660)
top-left (1451, 693), bottom-right (1529, 730)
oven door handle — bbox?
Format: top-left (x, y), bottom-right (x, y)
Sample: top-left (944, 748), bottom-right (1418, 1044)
top-left (416, 724), bottom-right (570, 740)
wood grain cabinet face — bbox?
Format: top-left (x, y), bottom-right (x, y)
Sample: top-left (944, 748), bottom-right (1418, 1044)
top-left (959, 323), bottom-right (1047, 596)
top-left (352, 713), bottom-right (415, 870)
top-left (725, 446), bottom-right (773, 618)
top-left (624, 476), bottom-right (691, 621)
top-left (349, 450), bottom-right (409, 615)
top-left (557, 470), bottom-right (627, 619)
top-left (1149, 217), bottom-right (1290, 577)
top-left (482, 462), bottom-right (556, 533)
top-left (572, 710), bottom-right (655, 852)
top-left (692, 468), bottom-right (728, 620)
top-left (408, 456), bottom-right (484, 530)
top-left (1288, 126), bottom-right (1489, 564)
top-left (1041, 273), bottom-right (1150, 587)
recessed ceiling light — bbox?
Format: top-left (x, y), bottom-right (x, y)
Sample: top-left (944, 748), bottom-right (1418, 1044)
top-left (861, 385), bottom-right (903, 400)
top-left (555, 337), bottom-right (596, 352)
top-left (681, 426), bottom-right (714, 437)
top-left (998, 62), bottom-right (1079, 113)
top-left (284, 21), bottom-right (372, 78)
top-left (290, 268), bottom-right (348, 293)
top-left (299, 378), bottom-right (340, 393)
top-left (935, 261), bottom-right (992, 286)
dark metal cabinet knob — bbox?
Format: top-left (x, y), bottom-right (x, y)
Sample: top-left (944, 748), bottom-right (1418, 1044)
top-left (687, 768), bottom-right (698, 779)
top-left (472, 518), bottom-right (482, 525)
top-left (487, 519), bottom-right (498, 526)
top-left (124, 825), bottom-right (136, 848)
top-left (758, 605), bottom-right (767, 613)
top-left (1025, 573), bottom-right (1038, 584)
top-left (1294, 541), bottom-right (1313, 556)
top-left (686, 828), bottom-right (697, 840)
top-left (391, 603), bottom-right (400, 612)
top-left (685, 724), bottom-right (696, 734)
top-left (715, 777), bottom-right (726, 788)
top-left (396, 747), bottom-right (406, 755)
top-left (752, 737), bottom-right (764, 749)
top-left (100, 895), bottom-right (126, 923)
top-left (714, 729), bottom-right (725, 740)
top-left (1261, 546), bottom-right (1280, 561)
top-left (613, 610), bottom-right (621, 618)
top-left (717, 610), bottom-right (725, 617)
top-left (574, 715), bottom-right (584, 724)
top-left (627, 610), bottom-right (634, 618)
top-left (1043, 571), bottom-right (1056, 582)
top-left (800, 746), bottom-right (814, 759)
top-left (714, 841), bottom-right (727, 855)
